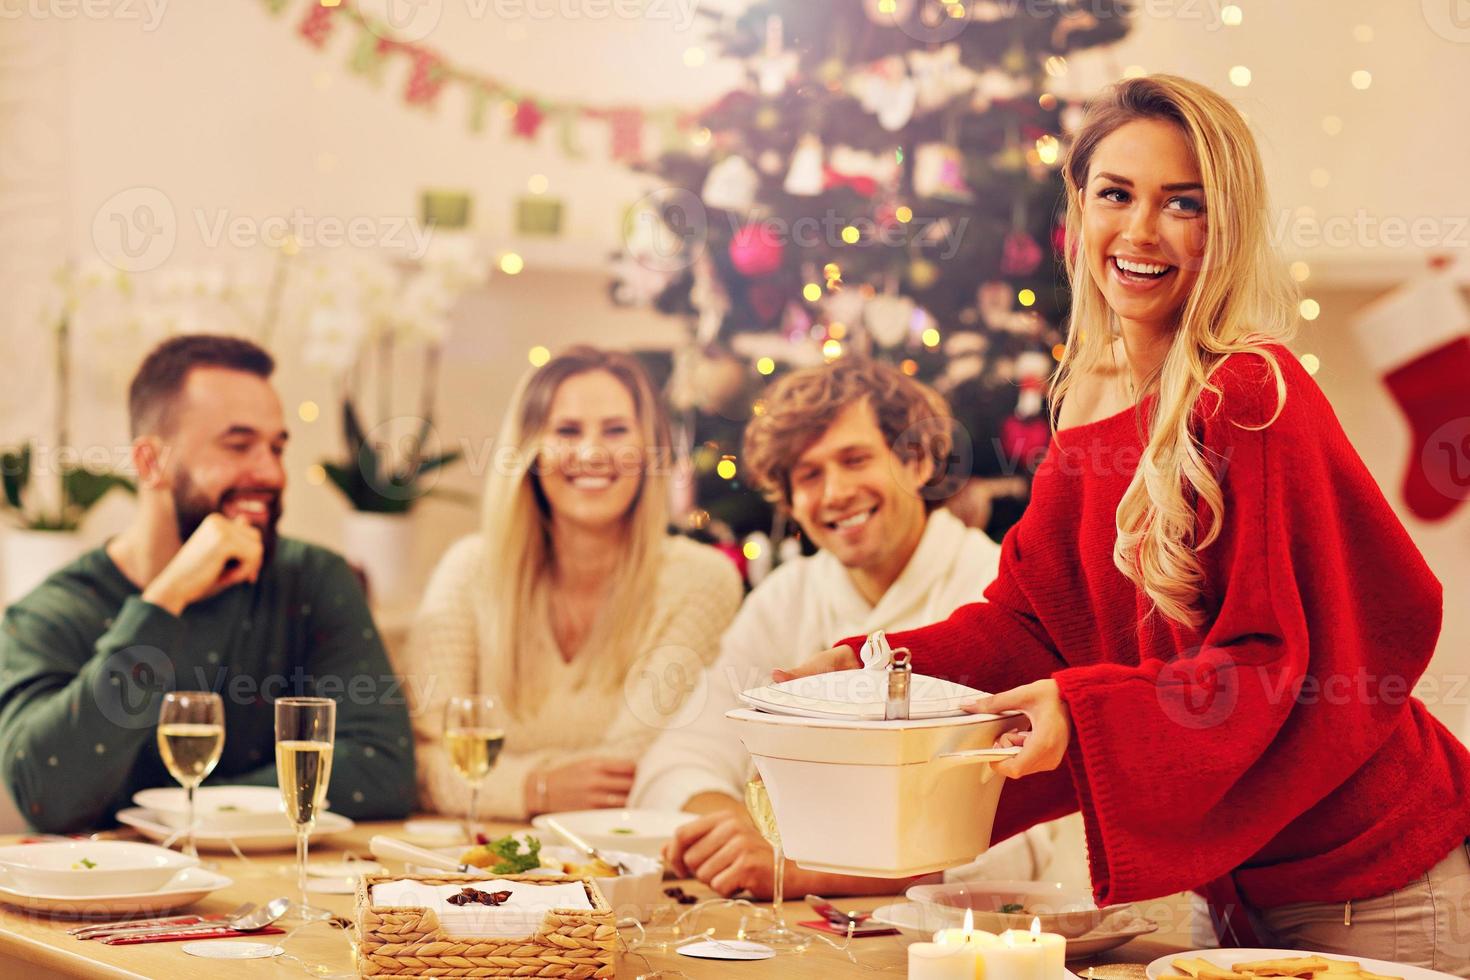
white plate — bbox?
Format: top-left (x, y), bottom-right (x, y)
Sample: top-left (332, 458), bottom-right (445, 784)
top-left (0, 866), bottom-right (233, 917)
top-left (531, 809), bottom-right (696, 861)
top-left (0, 840), bottom-right (198, 897)
top-left (906, 879), bottom-right (1117, 939)
top-left (740, 669), bottom-right (985, 720)
top-left (1146, 948), bottom-right (1462, 980)
top-left (873, 902), bottom-right (1159, 959)
top-left (116, 807), bottom-right (354, 853)
top-left (132, 786), bottom-right (291, 834)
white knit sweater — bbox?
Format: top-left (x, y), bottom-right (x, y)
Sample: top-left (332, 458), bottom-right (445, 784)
top-left (398, 533), bottom-right (744, 820)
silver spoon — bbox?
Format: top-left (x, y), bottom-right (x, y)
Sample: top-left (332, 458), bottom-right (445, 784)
top-left (97, 896), bottom-right (289, 942)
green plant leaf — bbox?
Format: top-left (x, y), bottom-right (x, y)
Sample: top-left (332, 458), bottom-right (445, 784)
top-left (62, 469), bottom-right (135, 514)
top-left (1, 444), bottom-right (31, 511)
top-left (342, 398), bottom-right (368, 457)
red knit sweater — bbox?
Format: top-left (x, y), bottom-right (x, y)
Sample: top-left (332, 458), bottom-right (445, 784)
top-left (856, 347), bottom-right (1470, 913)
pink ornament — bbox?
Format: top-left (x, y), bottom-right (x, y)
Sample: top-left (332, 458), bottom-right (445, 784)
top-left (1000, 230), bottom-right (1043, 276)
top-left (729, 223), bottom-right (786, 278)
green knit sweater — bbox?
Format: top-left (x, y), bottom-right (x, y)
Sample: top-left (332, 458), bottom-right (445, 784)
top-left (0, 538), bottom-right (416, 833)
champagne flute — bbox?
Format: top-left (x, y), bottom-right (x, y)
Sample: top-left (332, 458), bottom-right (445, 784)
top-left (742, 774), bottom-right (810, 952)
top-left (157, 691), bottom-right (224, 859)
top-left (443, 695), bottom-right (505, 844)
top-left (275, 697), bottom-right (335, 921)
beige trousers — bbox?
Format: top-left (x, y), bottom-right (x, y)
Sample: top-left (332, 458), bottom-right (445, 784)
top-left (1248, 841), bottom-right (1470, 977)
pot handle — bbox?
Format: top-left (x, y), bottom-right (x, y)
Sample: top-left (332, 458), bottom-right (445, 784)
top-left (932, 746), bottom-right (1023, 766)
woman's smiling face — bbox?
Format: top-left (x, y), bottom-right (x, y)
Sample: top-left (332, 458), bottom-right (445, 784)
top-left (1081, 117), bottom-right (1209, 333)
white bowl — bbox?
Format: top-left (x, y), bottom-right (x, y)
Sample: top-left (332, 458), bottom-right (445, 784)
top-left (727, 708), bottom-right (1023, 877)
top-left (132, 786), bottom-right (291, 834)
top-left (905, 880), bottom-right (1114, 938)
top-left (0, 841), bottom-right (197, 897)
top-left (531, 809), bottom-right (697, 861)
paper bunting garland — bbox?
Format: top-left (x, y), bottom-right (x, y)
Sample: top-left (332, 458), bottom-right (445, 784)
top-left (263, 0), bottom-right (697, 164)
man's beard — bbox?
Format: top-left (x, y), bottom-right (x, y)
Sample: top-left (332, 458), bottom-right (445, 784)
top-left (172, 473), bottom-right (282, 566)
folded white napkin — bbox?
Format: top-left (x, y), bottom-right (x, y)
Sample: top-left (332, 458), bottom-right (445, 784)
top-left (371, 878), bottom-right (593, 939)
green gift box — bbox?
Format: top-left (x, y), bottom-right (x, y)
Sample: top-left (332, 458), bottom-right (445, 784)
top-left (515, 196), bottom-right (563, 237)
top-left (420, 189), bottom-right (472, 230)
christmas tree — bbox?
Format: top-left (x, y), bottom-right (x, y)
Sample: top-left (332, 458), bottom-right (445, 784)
top-left (614, 0), bottom-right (1134, 553)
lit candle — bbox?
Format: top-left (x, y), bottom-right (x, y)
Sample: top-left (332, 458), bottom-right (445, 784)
top-left (924, 910), bottom-right (997, 980)
top-left (993, 917), bottom-right (1066, 979)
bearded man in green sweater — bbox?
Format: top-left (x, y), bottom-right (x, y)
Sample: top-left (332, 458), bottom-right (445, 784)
top-left (0, 334), bottom-right (416, 833)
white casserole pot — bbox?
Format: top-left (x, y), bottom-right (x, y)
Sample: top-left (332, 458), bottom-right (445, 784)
top-left (727, 707), bottom-right (1024, 877)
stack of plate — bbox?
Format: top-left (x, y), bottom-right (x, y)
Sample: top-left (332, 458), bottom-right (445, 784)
top-left (738, 668), bottom-right (986, 720)
top-left (117, 785), bottom-right (354, 853)
top-left (0, 840), bottom-right (232, 917)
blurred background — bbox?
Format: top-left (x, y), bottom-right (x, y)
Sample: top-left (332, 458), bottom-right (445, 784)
top-left (1, 0), bottom-right (1468, 746)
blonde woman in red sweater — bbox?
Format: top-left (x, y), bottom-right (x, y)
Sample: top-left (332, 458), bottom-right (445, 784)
top-left (780, 75), bottom-right (1470, 972)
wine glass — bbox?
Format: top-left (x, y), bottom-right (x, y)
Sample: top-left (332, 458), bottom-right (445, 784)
top-left (443, 695), bottom-right (505, 844)
top-left (275, 697), bottom-right (336, 921)
top-left (157, 691), bottom-right (224, 859)
top-left (742, 774), bottom-right (810, 952)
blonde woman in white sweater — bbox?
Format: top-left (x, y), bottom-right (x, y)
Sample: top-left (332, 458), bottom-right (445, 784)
top-left (401, 346), bottom-right (743, 821)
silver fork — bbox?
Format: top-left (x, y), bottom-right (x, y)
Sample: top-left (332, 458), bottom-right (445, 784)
top-left (71, 902), bottom-right (255, 941)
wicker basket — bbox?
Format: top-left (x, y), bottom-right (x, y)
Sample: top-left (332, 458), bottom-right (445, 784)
top-left (354, 872), bottom-right (619, 978)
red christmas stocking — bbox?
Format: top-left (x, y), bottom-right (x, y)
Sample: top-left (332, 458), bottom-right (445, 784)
top-left (1353, 272), bottom-right (1470, 521)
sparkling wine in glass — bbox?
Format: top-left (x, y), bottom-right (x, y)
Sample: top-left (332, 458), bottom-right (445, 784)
top-left (444, 695), bottom-right (505, 843)
top-left (275, 697), bottom-right (335, 921)
top-left (743, 775), bottom-right (810, 952)
top-left (157, 691), bottom-right (224, 859)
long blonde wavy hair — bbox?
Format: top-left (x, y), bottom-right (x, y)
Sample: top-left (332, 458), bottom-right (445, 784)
top-left (1052, 74), bottom-right (1299, 628)
top-left (478, 346), bottom-right (671, 714)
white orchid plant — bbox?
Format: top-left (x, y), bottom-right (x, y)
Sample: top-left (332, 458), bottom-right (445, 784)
top-left (303, 234), bottom-right (488, 514)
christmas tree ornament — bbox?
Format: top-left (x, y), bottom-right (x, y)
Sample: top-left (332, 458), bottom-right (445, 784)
top-left (729, 223), bottom-right (786, 278)
top-left (862, 0), bottom-right (916, 25)
top-left (757, 149), bottom-right (784, 176)
top-left (755, 15), bottom-right (798, 97)
top-left (913, 143), bottom-right (973, 201)
top-left (823, 287), bottom-right (866, 328)
top-left (1060, 102), bottom-right (1087, 135)
top-left (781, 301), bottom-right (814, 342)
top-left (701, 155), bottom-right (759, 213)
top-left (908, 45), bottom-right (974, 112)
top-left (972, 67), bottom-right (1032, 111)
top-left (825, 146), bottom-right (901, 197)
top-left (783, 135), bottom-right (825, 196)
top-left (852, 57), bottom-right (918, 131)
top-left (1352, 269), bottom-right (1470, 521)
top-left (978, 280), bottom-right (1015, 329)
top-left (746, 278), bottom-right (788, 321)
top-left (1000, 230), bottom-right (1044, 276)
top-left (907, 257), bottom-right (940, 290)
top-left (864, 293), bottom-right (916, 347)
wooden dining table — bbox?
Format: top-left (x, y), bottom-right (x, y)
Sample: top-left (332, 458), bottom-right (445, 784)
top-left (0, 818), bottom-right (1197, 978)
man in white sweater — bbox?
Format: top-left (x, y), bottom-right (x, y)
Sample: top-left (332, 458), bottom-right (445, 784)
top-left (632, 359), bottom-right (1059, 898)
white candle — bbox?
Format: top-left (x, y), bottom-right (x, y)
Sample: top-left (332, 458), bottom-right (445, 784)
top-left (999, 917), bottom-right (1067, 978)
top-left (909, 942), bottom-right (979, 980)
top-left (970, 928), bottom-right (1052, 980)
top-left (925, 910), bottom-right (996, 980)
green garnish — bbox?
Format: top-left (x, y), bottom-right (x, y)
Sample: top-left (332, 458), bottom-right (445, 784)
top-left (999, 903), bottom-right (1027, 914)
top-left (610, 828), bottom-right (635, 835)
top-left (74, 858), bottom-right (97, 870)
top-left (485, 834), bottom-right (542, 875)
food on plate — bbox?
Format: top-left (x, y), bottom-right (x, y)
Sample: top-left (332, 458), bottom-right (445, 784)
top-left (556, 857), bottom-right (619, 878)
top-left (70, 858), bottom-right (98, 870)
top-left (459, 834), bottom-right (543, 874)
top-left (610, 828), bottom-right (635, 835)
top-left (1169, 955), bottom-right (1402, 980)
top-left (998, 902), bottom-right (1028, 914)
